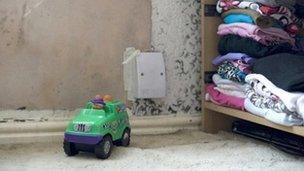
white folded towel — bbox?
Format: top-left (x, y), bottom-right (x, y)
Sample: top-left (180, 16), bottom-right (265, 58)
top-left (212, 74), bottom-right (248, 92)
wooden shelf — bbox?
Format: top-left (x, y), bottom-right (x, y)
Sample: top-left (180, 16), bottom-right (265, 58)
top-left (204, 102), bottom-right (304, 137)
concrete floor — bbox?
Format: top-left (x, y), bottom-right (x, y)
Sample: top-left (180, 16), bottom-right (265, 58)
top-left (1, 130), bottom-right (304, 171)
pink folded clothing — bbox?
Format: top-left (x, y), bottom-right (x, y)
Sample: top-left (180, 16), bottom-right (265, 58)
top-left (217, 23), bottom-right (295, 46)
top-left (206, 84), bottom-right (245, 111)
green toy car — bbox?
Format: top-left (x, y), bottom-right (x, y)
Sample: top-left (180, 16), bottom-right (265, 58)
top-left (63, 99), bottom-right (131, 159)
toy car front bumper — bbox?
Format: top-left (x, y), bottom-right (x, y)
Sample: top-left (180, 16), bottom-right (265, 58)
top-left (64, 133), bottom-right (103, 145)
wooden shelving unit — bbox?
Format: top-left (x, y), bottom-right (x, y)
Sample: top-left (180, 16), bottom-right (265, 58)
top-left (201, 0), bottom-right (304, 137)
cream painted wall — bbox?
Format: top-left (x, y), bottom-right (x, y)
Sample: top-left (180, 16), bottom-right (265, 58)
top-left (0, 0), bottom-right (151, 109)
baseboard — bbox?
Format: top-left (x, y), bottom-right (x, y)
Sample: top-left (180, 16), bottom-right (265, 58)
top-left (0, 114), bottom-right (201, 144)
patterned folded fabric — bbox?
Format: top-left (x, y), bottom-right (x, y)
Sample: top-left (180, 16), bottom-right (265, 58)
top-left (217, 0), bottom-right (296, 13)
top-left (270, 13), bottom-right (301, 35)
top-left (267, 5), bottom-right (304, 27)
top-left (217, 61), bottom-right (248, 83)
top-left (245, 74), bottom-right (304, 118)
top-left (217, 1), bottom-right (262, 14)
top-left (245, 99), bottom-right (303, 126)
top-left (245, 74), bottom-right (304, 126)
top-left (245, 79), bottom-right (297, 115)
top-left (240, 0), bottom-right (296, 11)
top-left (217, 0), bottom-right (303, 35)
top-left (255, 15), bottom-right (284, 29)
top-left (231, 60), bottom-right (252, 74)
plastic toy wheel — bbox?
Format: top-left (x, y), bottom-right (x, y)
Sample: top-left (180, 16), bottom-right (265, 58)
top-left (63, 140), bottom-right (78, 156)
top-left (118, 128), bottom-right (131, 147)
top-left (95, 135), bottom-right (113, 159)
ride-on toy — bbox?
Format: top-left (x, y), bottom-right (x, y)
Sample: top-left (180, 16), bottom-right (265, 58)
top-left (63, 95), bottom-right (131, 159)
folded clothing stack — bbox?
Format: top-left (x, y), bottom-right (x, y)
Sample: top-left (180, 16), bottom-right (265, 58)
top-left (206, 53), bottom-right (253, 111)
top-left (216, 0), bottom-right (304, 54)
top-left (205, 0), bottom-right (304, 126)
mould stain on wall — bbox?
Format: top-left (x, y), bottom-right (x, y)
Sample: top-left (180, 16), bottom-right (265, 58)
top-left (133, 0), bottom-right (202, 116)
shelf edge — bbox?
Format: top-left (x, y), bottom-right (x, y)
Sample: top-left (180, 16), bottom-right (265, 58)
top-left (204, 102), bottom-right (304, 137)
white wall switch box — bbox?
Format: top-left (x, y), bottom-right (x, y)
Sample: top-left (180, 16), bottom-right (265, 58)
top-left (136, 52), bottom-right (166, 98)
top-left (123, 48), bottom-right (166, 100)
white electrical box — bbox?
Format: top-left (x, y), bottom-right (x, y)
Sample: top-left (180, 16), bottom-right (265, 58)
top-left (136, 52), bottom-right (166, 98)
top-left (123, 48), bottom-right (166, 100)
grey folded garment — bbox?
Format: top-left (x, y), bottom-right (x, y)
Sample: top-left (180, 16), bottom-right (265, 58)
top-left (218, 35), bottom-right (292, 59)
top-left (252, 53), bottom-right (304, 92)
top-left (297, 0), bottom-right (304, 5)
top-left (295, 1), bottom-right (304, 18)
top-left (241, 0), bottom-right (296, 11)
